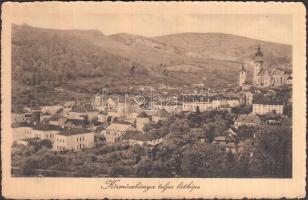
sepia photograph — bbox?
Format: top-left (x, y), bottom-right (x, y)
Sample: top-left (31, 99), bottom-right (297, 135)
top-left (1, 2), bottom-right (306, 199)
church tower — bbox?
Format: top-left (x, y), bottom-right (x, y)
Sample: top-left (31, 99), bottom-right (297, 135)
top-left (239, 64), bottom-right (246, 87)
top-left (253, 44), bottom-right (263, 85)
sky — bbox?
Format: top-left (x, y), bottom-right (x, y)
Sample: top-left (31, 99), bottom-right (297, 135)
top-left (7, 2), bottom-right (293, 44)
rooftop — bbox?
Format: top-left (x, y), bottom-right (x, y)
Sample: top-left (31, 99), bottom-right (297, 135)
top-left (71, 103), bottom-right (96, 113)
top-left (95, 126), bottom-right (106, 133)
top-left (235, 113), bottom-right (261, 124)
top-left (224, 128), bottom-right (238, 136)
top-left (252, 97), bottom-right (284, 105)
top-left (48, 110), bottom-right (65, 121)
top-left (255, 45), bottom-right (263, 57)
top-left (263, 113), bottom-right (281, 120)
top-left (33, 123), bottom-right (62, 131)
top-left (57, 128), bottom-right (93, 136)
top-left (152, 109), bottom-right (170, 117)
top-left (66, 118), bottom-right (85, 126)
top-left (137, 112), bottom-right (149, 118)
top-left (11, 122), bottom-right (33, 128)
top-left (106, 122), bottom-right (132, 131)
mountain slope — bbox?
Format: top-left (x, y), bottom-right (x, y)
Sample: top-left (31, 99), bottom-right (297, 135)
top-left (154, 32), bottom-right (292, 65)
top-left (11, 24), bottom-right (292, 109)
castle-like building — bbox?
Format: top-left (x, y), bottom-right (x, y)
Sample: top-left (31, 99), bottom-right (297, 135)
top-left (239, 45), bottom-right (292, 88)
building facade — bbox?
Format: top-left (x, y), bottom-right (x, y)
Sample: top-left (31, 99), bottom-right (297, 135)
top-left (53, 128), bottom-right (95, 151)
top-left (152, 109), bottom-right (171, 123)
top-left (234, 113), bottom-right (261, 128)
top-left (252, 99), bottom-right (284, 115)
top-left (105, 122), bottom-right (134, 142)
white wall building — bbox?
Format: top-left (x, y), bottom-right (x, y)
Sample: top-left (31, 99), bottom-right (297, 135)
top-left (252, 99), bottom-right (284, 115)
top-left (53, 128), bottom-right (95, 151)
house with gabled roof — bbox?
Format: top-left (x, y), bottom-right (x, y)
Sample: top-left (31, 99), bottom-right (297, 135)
top-left (105, 121), bottom-right (135, 142)
top-left (65, 103), bottom-right (98, 121)
top-left (122, 130), bottom-right (163, 146)
top-left (48, 110), bottom-right (67, 127)
top-left (213, 128), bottom-right (242, 153)
top-left (152, 109), bottom-right (171, 123)
top-left (234, 113), bottom-right (261, 128)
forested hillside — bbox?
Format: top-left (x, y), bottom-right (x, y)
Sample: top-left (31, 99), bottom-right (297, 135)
top-left (11, 24), bottom-right (292, 110)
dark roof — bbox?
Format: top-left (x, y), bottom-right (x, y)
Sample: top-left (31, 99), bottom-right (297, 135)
top-left (58, 128), bottom-right (93, 136)
top-left (122, 130), bottom-right (160, 141)
top-left (241, 64), bottom-right (246, 72)
top-left (33, 123), bottom-right (62, 131)
top-left (137, 112), bottom-right (149, 118)
top-left (12, 107), bottom-right (27, 114)
top-left (11, 122), bottom-right (33, 128)
top-left (252, 97), bottom-right (283, 105)
top-left (178, 95), bottom-right (213, 103)
top-left (66, 118), bottom-right (85, 126)
top-left (41, 112), bottom-right (51, 116)
top-left (263, 113), bottom-right (281, 120)
top-left (71, 103), bottom-right (96, 113)
top-left (99, 110), bottom-right (108, 115)
top-left (153, 109), bottom-right (170, 117)
top-left (95, 126), bottom-right (106, 133)
top-left (235, 114), bottom-right (261, 124)
top-left (112, 120), bottom-right (132, 125)
top-left (224, 128), bottom-right (238, 136)
top-left (48, 112), bottom-right (65, 121)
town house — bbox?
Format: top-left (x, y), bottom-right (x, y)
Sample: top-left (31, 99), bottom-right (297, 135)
top-left (53, 128), bottom-right (95, 151)
top-left (11, 122), bottom-right (33, 144)
top-left (31, 123), bottom-right (62, 143)
top-left (252, 98), bottom-right (284, 115)
top-left (234, 113), bottom-right (261, 128)
top-left (122, 130), bottom-right (163, 146)
top-left (152, 109), bottom-right (171, 123)
top-left (105, 122), bottom-right (135, 142)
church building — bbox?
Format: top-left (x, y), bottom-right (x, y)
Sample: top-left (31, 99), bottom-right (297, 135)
top-left (251, 45), bottom-right (291, 87)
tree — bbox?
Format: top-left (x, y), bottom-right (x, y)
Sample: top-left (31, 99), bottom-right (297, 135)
top-left (249, 125), bottom-right (292, 177)
top-left (136, 158), bottom-right (154, 177)
top-left (21, 158), bottom-right (39, 176)
top-left (203, 124), bottom-right (215, 143)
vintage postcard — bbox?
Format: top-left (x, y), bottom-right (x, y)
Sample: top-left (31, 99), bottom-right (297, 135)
top-left (1, 1), bottom-right (306, 199)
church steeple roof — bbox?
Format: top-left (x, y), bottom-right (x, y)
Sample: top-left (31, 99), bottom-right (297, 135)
top-left (255, 44), bottom-right (263, 57)
top-left (241, 64), bottom-right (246, 72)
